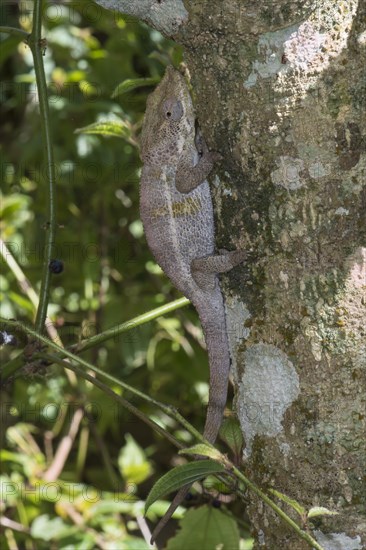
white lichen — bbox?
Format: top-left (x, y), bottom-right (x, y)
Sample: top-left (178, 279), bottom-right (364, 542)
top-left (225, 297), bottom-right (251, 344)
top-left (314, 531), bottom-right (363, 550)
top-left (271, 156), bottom-right (305, 190)
top-left (243, 24), bottom-right (298, 88)
top-left (335, 207), bottom-right (350, 216)
top-left (225, 297), bottom-right (251, 385)
top-left (358, 31), bottom-right (366, 46)
top-left (284, 21), bottom-right (327, 72)
top-left (308, 161), bottom-right (331, 179)
top-left (279, 271), bottom-right (289, 289)
top-left (238, 344), bottom-right (300, 456)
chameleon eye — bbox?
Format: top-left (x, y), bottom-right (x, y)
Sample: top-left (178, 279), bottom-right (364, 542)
top-left (162, 99), bottom-right (183, 121)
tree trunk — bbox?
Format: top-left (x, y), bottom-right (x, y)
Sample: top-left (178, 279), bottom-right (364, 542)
top-left (97, 1), bottom-right (366, 547)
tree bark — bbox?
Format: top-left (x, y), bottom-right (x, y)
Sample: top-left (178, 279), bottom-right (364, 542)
top-left (97, 1), bottom-right (366, 547)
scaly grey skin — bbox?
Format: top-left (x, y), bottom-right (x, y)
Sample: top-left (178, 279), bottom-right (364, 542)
top-left (139, 66), bottom-right (245, 542)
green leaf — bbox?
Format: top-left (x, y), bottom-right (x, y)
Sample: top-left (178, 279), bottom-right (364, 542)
top-left (121, 537), bottom-right (151, 550)
top-left (219, 417), bottom-right (244, 456)
top-left (307, 506), bottom-right (339, 518)
top-left (0, 193), bottom-right (32, 233)
top-left (75, 120), bottom-right (131, 139)
top-left (0, 36), bottom-right (25, 66)
top-left (30, 515), bottom-right (77, 541)
top-left (165, 505), bottom-right (240, 550)
top-left (179, 444), bottom-right (225, 462)
top-left (145, 460), bottom-right (225, 513)
top-left (86, 497), bottom-right (138, 518)
top-left (269, 489), bottom-right (306, 517)
top-left (118, 434), bottom-right (152, 485)
top-left (111, 77), bottom-right (160, 98)
top-left (8, 291), bottom-right (34, 313)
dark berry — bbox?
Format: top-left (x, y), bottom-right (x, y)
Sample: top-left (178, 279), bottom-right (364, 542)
top-left (49, 259), bottom-right (64, 274)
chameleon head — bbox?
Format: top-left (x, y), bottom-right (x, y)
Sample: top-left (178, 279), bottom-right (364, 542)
top-left (140, 66), bottom-right (195, 165)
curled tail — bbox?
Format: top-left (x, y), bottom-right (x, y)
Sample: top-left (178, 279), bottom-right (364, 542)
top-left (151, 298), bottom-right (230, 543)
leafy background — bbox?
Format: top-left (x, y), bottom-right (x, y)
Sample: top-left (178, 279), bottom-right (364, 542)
top-left (0, 2), bottom-right (253, 548)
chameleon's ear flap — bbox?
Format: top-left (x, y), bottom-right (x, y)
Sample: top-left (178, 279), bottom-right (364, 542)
top-left (162, 98), bottom-right (183, 121)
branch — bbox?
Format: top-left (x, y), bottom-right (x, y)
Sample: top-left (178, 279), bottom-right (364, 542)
top-left (0, 239), bottom-right (61, 344)
top-left (230, 464), bottom-right (324, 550)
top-left (42, 353), bottom-right (182, 449)
top-left (0, 26), bottom-right (29, 39)
top-left (0, 318), bottom-right (202, 442)
top-left (71, 297), bottom-right (190, 353)
top-left (27, 0), bottom-right (57, 334)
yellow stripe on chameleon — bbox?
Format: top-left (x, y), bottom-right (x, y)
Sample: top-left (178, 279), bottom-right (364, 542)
top-left (152, 196), bottom-right (202, 218)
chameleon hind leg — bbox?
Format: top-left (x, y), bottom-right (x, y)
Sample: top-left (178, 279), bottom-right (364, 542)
top-left (191, 249), bottom-right (246, 290)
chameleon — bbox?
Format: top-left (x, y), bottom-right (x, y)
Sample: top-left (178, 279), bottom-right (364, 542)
top-left (139, 65), bottom-right (245, 541)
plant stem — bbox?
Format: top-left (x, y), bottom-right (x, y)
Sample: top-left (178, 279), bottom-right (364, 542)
top-left (0, 319), bottom-right (319, 548)
top-left (0, 298), bottom-right (190, 381)
top-left (42, 353), bottom-right (182, 449)
top-left (0, 26), bottom-right (29, 39)
top-left (0, 354), bottom-right (25, 381)
top-left (27, 0), bottom-right (57, 334)
top-left (0, 319), bottom-right (178, 415)
top-left (0, 318), bottom-right (210, 443)
top-left (71, 297), bottom-right (190, 353)
top-left (0, 239), bottom-right (62, 344)
top-left (178, 420), bottom-right (324, 548)
top-left (230, 464), bottom-right (324, 550)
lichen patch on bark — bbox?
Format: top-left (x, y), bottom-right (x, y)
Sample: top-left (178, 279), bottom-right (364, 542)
top-left (238, 343), bottom-right (300, 456)
top-left (314, 530), bottom-right (363, 550)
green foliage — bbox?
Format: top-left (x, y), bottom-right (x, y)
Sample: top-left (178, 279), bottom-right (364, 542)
top-left (118, 433), bottom-right (153, 485)
top-left (111, 77), bottom-right (161, 98)
top-left (75, 119), bottom-right (133, 140)
top-left (219, 417), bottom-right (244, 458)
top-left (269, 489), bottom-right (338, 522)
top-left (165, 505), bottom-right (240, 550)
top-left (307, 506), bottom-right (339, 519)
top-left (145, 460), bottom-right (225, 513)
top-left (269, 488), bottom-right (307, 517)
top-left (179, 443), bottom-right (226, 461)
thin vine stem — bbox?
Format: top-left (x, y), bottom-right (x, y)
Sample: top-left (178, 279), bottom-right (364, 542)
top-left (0, 318), bottom-right (323, 549)
top-left (0, 298), bottom-right (190, 379)
top-left (0, 319), bottom-right (180, 415)
top-left (0, 238), bottom-right (62, 344)
top-left (40, 353), bottom-right (183, 450)
top-left (27, 0), bottom-right (57, 333)
top-left (230, 464), bottom-right (324, 550)
top-left (0, 26), bottom-right (29, 39)
top-left (70, 297), bottom-right (190, 353)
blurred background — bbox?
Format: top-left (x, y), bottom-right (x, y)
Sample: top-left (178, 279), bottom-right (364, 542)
top-left (0, 2), bottom-right (252, 548)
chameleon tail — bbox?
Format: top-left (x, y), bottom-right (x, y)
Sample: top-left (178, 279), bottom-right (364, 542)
top-left (150, 299), bottom-right (230, 543)
top-left (199, 300), bottom-right (231, 444)
top-left (150, 485), bottom-right (191, 543)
